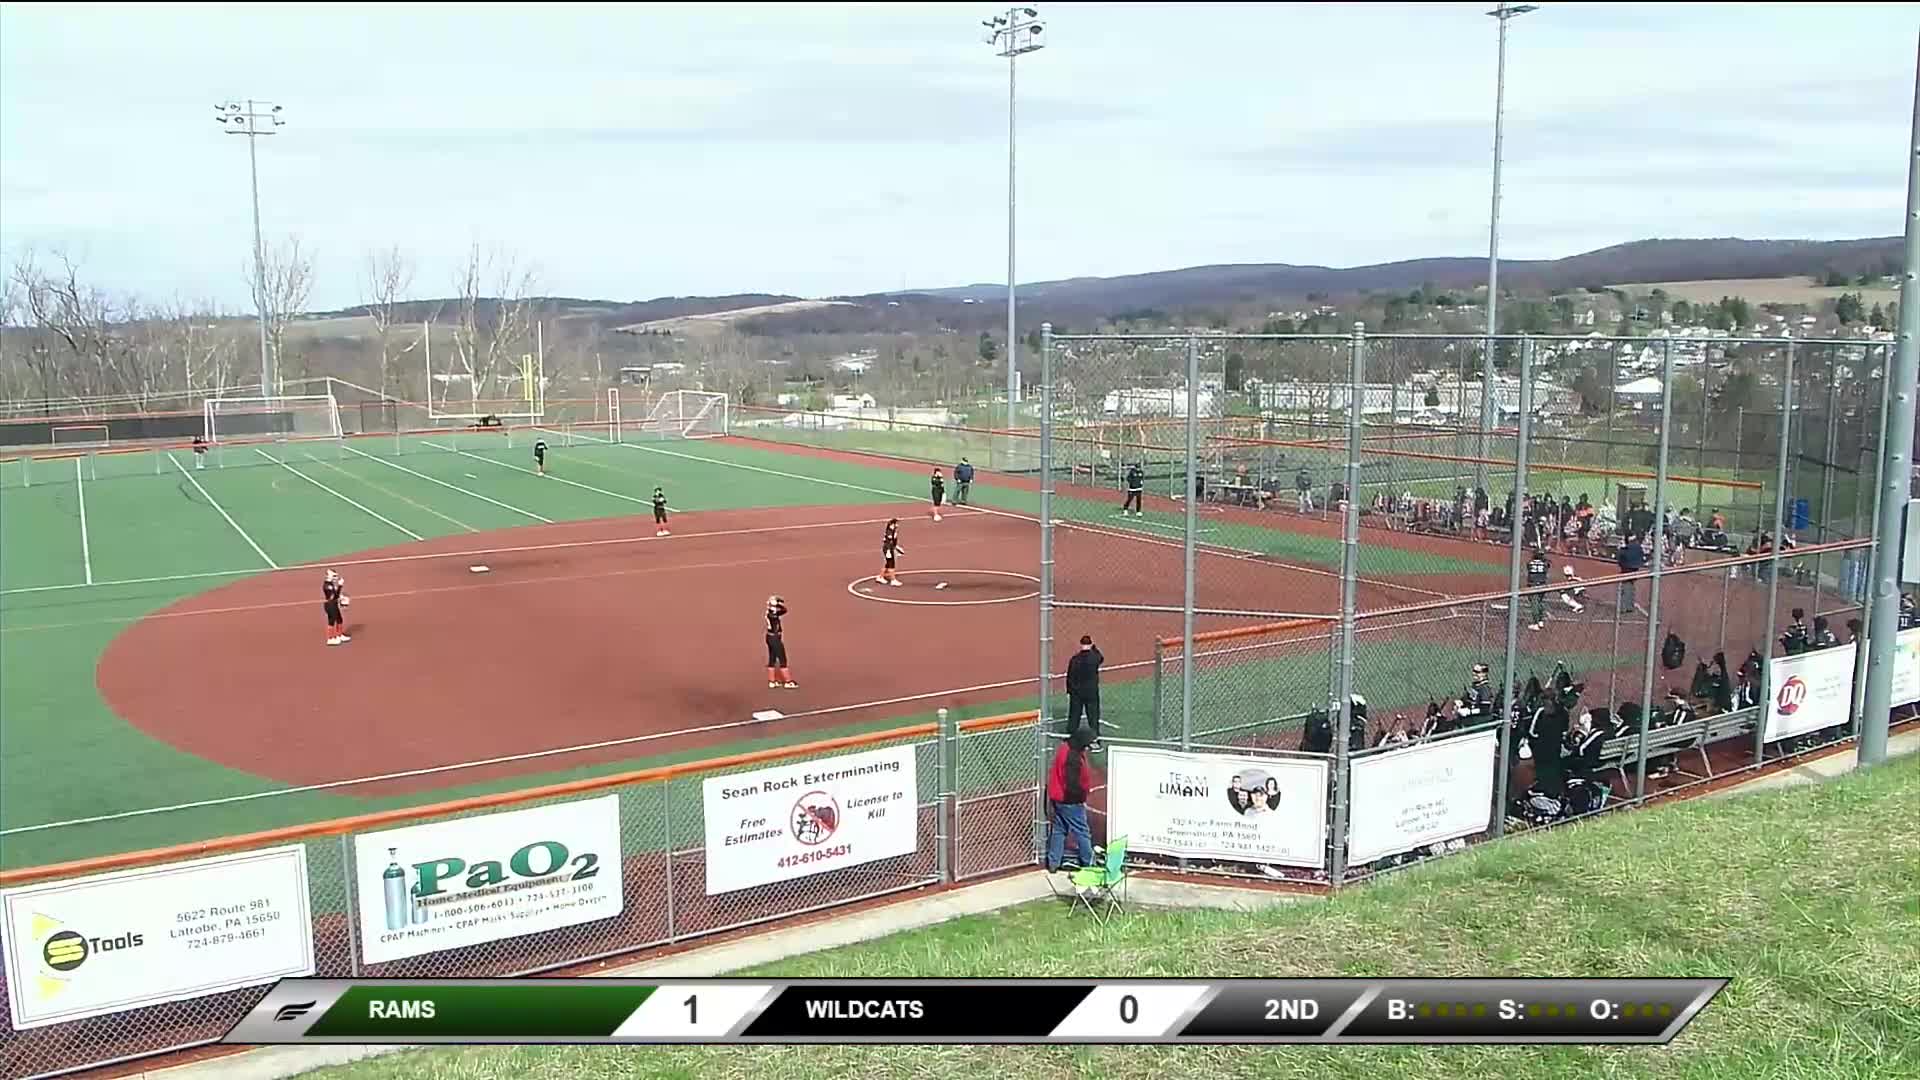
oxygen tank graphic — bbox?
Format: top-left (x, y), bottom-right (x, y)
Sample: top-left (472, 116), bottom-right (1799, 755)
top-left (409, 880), bottom-right (429, 925)
top-left (382, 848), bottom-right (408, 931)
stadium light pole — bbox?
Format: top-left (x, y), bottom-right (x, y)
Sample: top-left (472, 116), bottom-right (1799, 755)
top-left (215, 99), bottom-right (286, 402)
top-left (1860, 32), bottom-right (1920, 768)
top-left (984, 6), bottom-right (1044, 432)
top-left (1479, 2), bottom-right (1537, 493)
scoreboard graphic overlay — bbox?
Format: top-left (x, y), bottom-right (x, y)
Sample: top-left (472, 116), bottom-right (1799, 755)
top-left (226, 978), bottom-right (1727, 1045)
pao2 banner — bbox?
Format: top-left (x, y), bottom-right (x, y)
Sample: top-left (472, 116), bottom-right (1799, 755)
top-left (2, 845), bottom-right (313, 1030)
top-left (1106, 746), bottom-right (1329, 869)
top-left (353, 795), bottom-right (624, 965)
top-left (702, 744), bottom-right (919, 895)
top-left (1346, 729), bottom-right (1498, 866)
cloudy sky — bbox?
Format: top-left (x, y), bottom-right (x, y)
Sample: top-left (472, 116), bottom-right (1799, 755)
top-left (1, 2), bottom-right (1915, 310)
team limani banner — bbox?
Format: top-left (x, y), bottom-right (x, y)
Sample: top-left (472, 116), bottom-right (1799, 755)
top-left (353, 795), bottom-right (624, 965)
top-left (702, 745), bottom-right (919, 895)
top-left (1, 846), bottom-right (313, 1030)
top-left (1106, 746), bottom-right (1329, 869)
top-left (1346, 729), bottom-right (1498, 866)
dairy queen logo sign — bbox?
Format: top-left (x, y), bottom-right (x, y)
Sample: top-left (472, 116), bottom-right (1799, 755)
top-left (1776, 675), bottom-right (1808, 715)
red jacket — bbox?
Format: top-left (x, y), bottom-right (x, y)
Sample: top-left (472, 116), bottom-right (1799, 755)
top-left (1047, 742), bottom-right (1096, 805)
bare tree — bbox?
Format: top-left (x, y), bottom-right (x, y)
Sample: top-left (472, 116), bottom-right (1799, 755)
top-left (254, 235), bottom-right (315, 389)
top-left (694, 329), bottom-right (765, 408)
top-left (448, 244), bottom-right (537, 413)
top-left (361, 245), bottom-right (423, 399)
top-left (11, 250), bottom-right (137, 401)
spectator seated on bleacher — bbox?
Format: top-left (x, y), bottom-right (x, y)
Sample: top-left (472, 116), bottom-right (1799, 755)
top-left (1646, 688), bottom-right (1697, 779)
top-left (1568, 709), bottom-right (1608, 779)
top-left (1672, 508), bottom-right (1699, 548)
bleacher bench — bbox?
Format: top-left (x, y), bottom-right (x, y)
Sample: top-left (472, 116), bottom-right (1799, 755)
top-left (1594, 706), bottom-right (1758, 787)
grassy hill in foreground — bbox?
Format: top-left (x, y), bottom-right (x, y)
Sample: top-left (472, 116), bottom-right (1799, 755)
top-left (312, 754), bottom-right (1920, 1080)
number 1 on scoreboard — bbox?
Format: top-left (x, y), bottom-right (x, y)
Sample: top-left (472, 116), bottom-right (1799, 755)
top-left (610, 984), bottom-right (778, 1040)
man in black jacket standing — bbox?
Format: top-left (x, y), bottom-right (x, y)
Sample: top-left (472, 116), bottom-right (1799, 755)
top-left (1066, 635), bottom-right (1105, 749)
top-left (954, 458), bottom-right (975, 505)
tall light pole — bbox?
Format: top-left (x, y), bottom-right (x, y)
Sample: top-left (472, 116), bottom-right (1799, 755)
top-left (1859, 32), bottom-right (1920, 768)
top-left (215, 99), bottom-right (285, 401)
top-left (984, 6), bottom-right (1044, 431)
top-left (1479, 3), bottom-right (1536, 492)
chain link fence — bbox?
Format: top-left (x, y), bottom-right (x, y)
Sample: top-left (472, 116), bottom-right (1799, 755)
top-left (1039, 326), bottom-right (1909, 891)
top-left (0, 713), bottom-right (1041, 1079)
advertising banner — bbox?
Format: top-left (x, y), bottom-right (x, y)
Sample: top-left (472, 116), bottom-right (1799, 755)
top-left (354, 795), bottom-right (624, 965)
top-left (1766, 645), bottom-right (1857, 742)
top-left (1106, 747), bottom-right (1329, 869)
top-left (1346, 730), bottom-right (1498, 866)
top-left (2, 846), bottom-right (313, 1030)
top-left (702, 745), bottom-right (919, 895)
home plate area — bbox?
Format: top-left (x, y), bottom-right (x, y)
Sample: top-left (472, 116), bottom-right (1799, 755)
top-left (847, 568), bottom-right (1040, 606)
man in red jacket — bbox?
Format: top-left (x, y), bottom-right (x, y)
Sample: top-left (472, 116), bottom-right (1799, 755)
top-left (1045, 727), bottom-right (1097, 872)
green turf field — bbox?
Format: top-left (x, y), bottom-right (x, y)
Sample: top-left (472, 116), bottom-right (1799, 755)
top-left (0, 429), bottom-right (1500, 869)
top-left (299, 750), bottom-right (1920, 1080)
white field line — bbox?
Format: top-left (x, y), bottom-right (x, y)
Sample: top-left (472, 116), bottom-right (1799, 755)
top-left (343, 443), bottom-right (551, 524)
top-left (304, 451), bottom-right (478, 533)
top-left (0, 511), bottom-right (947, 602)
top-left (75, 456), bottom-right (93, 585)
top-left (169, 451), bottom-right (277, 569)
top-left (617, 438), bottom-right (927, 507)
top-left (421, 438), bottom-right (660, 510)
top-left (259, 449), bottom-right (423, 542)
top-left (2, 530), bottom-right (987, 634)
top-left (0, 608), bottom-right (1460, 834)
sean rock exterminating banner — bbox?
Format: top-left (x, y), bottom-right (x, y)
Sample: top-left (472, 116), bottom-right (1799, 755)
top-left (701, 745), bottom-right (920, 895)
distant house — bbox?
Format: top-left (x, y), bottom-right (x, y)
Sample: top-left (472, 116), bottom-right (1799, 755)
top-left (830, 393), bottom-right (877, 412)
top-left (1614, 375), bottom-right (1666, 411)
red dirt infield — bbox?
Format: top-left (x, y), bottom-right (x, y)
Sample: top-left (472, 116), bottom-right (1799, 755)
top-left (94, 502), bottom-right (1374, 796)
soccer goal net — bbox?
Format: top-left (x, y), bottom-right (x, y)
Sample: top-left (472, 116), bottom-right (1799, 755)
top-left (203, 395), bottom-right (344, 442)
top-left (638, 390), bottom-right (729, 440)
top-left (50, 424), bottom-right (112, 449)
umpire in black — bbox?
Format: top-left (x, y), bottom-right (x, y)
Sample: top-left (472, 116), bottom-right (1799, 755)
top-left (1066, 635), bottom-right (1105, 749)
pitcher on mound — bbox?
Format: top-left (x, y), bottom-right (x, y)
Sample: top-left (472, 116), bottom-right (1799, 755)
top-left (881, 518), bottom-right (905, 586)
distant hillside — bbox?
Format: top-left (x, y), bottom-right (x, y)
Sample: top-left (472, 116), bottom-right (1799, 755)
top-left (889, 238), bottom-right (1904, 310)
top-left (309, 293), bottom-right (801, 330)
top-left (299, 238), bottom-right (1903, 340)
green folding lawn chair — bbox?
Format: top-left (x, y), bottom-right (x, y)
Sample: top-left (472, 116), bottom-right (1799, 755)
top-left (1067, 836), bottom-right (1129, 922)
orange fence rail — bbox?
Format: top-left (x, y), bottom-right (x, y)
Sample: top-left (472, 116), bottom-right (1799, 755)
top-left (1156, 616), bottom-right (1331, 650)
top-left (0, 709), bottom-right (1040, 888)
